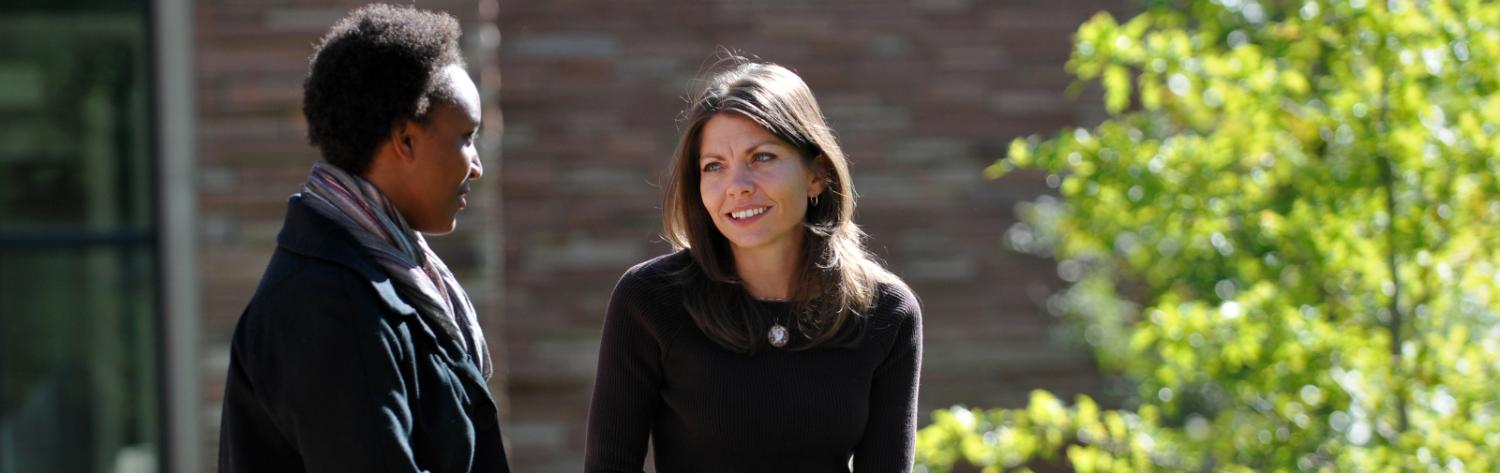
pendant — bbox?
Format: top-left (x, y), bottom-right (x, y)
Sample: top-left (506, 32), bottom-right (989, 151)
top-left (767, 322), bottom-right (789, 348)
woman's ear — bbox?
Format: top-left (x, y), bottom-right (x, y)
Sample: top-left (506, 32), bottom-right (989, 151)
top-left (391, 120), bottom-right (419, 163)
top-left (808, 154), bottom-right (833, 197)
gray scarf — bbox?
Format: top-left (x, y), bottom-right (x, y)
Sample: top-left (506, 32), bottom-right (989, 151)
top-left (298, 161), bottom-right (491, 379)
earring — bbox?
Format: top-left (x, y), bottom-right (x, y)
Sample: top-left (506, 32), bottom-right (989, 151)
top-left (810, 195), bottom-right (820, 206)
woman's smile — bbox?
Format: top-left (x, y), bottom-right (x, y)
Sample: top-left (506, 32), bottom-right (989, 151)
top-left (727, 205), bottom-right (771, 223)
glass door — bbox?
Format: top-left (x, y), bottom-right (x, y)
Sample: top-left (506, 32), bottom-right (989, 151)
top-left (0, 2), bottom-right (162, 472)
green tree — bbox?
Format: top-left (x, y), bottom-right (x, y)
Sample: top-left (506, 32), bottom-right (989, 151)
top-left (917, 0), bottom-right (1500, 471)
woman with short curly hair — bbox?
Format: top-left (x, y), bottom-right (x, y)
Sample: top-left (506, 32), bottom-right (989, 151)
top-left (218, 4), bottom-right (506, 472)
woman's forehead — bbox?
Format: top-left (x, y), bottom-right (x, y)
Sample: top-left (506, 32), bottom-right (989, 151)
top-left (699, 113), bottom-right (790, 151)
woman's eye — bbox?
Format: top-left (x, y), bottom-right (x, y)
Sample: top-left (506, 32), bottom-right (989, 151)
top-left (753, 152), bottom-right (775, 162)
top-left (702, 162), bottom-right (723, 172)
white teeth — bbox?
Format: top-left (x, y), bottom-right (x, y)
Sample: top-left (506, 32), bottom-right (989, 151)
top-left (731, 207), bottom-right (768, 220)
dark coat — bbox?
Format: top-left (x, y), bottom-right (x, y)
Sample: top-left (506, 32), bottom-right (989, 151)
top-left (219, 196), bottom-right (509, 473)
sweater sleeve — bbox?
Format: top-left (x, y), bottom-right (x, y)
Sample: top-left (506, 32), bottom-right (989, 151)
top-left (852, 287), bottom-right (924, 473)
top-left (584, 271), bottom-right (664, 472)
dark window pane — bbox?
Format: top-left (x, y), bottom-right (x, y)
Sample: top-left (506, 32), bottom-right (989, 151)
top-left (0, 4), bottom-right (160, 473)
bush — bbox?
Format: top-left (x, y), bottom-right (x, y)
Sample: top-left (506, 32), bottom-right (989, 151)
top-left (916, 1), bottom-right (1500, 471)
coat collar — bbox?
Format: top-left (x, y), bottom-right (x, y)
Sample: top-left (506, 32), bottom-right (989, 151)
top-left (276, 195), bottom-right (497, 398)
top-left (277, 195), bottom-right (419, 317)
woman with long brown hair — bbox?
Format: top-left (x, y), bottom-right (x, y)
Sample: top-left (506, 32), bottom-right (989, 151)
top-left (584, 56), bottom-right (923, 472)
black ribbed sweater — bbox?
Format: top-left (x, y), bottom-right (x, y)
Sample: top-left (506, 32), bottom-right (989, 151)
top-left (584, 251), bottom-right (923, 473)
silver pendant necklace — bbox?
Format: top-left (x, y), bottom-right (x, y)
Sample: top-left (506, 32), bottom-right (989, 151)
top-left (757, 293), bottom-right (791, 348)
top-left (768, 319), bottom-right (790, 348)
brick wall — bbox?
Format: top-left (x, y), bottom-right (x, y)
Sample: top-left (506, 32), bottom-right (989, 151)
top-left (195, 0), bottom-right (1130, 471)
top-left (497, 0), bottom-right (1129, 471)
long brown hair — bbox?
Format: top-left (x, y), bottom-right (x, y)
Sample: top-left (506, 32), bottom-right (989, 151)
top-left (662, 56), bottom-right (893, 354)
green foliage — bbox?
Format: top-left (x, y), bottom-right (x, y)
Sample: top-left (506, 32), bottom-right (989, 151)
top-left (919, 0), bottom-right (1500, 471)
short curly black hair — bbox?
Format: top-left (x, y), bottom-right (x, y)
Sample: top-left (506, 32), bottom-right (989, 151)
top-left (303, 4), bottom-right (466, 175)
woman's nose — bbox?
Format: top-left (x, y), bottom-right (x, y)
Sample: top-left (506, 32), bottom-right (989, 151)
top-left (469, 155), bottom-right (484, 180)
top-left (725, 166), bottom-right (753, 196)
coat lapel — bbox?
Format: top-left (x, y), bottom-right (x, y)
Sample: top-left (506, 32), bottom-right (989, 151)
top-left (278, 195), bottom-right (496, 409)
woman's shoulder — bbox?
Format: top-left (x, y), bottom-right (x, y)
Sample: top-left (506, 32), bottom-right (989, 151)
top-left (855, 275), bottom-right (921, 356)
top-left (618, 250), bottom-right (694, 286)
top-left (605, 251), bottom-right (696, 344)
top-left (867, 273), bottom-right (921, 327)
top-left (608, 250), bottom-right (695, 306)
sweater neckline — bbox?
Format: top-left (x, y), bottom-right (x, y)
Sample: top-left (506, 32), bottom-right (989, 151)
top-left (748, 297), bottom-right (796, 307)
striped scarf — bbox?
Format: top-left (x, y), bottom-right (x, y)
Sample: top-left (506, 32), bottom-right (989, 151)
top-left (298, 161), bottom-right (491, 379)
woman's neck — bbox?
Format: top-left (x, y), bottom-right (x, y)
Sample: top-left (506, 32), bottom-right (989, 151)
top-left (731, 237), bottom-right (802, 301)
